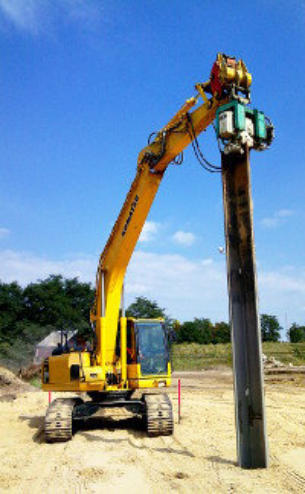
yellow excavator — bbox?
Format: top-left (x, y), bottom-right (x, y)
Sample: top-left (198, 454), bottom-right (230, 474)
top-left (42, 54), bottom-right (270, 441)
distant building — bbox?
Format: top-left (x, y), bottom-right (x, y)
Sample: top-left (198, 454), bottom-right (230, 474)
top-left (34, 330), bottom-right (76, 365)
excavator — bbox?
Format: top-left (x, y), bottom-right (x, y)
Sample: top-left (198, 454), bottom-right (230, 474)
top-left (42, 54), bottom-right (273, 441)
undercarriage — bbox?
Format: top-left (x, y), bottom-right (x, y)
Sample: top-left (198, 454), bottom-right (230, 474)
top-left (44, 391), bottom-right (173, 442)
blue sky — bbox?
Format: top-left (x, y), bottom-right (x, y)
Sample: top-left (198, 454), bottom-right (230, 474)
top-left (0, 0), bottom-right (304, 335)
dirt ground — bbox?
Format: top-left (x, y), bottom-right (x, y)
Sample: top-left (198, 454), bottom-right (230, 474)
top-left (1, 368), bottom-right (305, 493)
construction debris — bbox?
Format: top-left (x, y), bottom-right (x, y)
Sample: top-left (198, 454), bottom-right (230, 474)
top-left (262, 353), bottom-right (285, 368)
top-left (262, 355), bottom-right (305, 375)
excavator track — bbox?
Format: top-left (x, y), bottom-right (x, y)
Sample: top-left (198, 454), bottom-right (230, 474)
top-left (144, 393), bottom-right (174, 437)
top-left (44, 398), bottom-right (78, 443)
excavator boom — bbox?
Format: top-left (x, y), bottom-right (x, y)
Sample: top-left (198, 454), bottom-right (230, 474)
top-left (91, 96), bottom-right (228, 365)
top-left (42, 53), bottom-right (260, 443)
top-left (91, 54), bottom-right (252, 373)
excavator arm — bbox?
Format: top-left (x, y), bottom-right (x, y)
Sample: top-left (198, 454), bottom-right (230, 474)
top-left (90, 54), bottom-right (252, 371)
top-left (42, 53), bottom-right (274, 448)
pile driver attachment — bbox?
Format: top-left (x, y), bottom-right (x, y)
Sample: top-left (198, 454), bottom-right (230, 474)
top-left (215, 100), bottom-right (274, 154)
top-left (196, 53), bottom-right (252, 104)
top-left (41, 52), bottom-right (273, 442)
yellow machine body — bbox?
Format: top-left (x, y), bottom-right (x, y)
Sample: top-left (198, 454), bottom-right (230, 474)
top-left (43, 317), bottom-right (171, 392)
top-left (42, 53), bottom-right (252, 398)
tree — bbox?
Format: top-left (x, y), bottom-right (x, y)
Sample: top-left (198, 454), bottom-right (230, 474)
top-left (126, 296), bottom-right (166, 319)
top-left (0, 322), bottom-right (55, 368)
top-left (288, 323), bottom-right (305, 343)
top-left (170, 320), bottom-right (181, 342)
top-left (260, 314), bottom-right (281, 342)
top-left (212, 321), bottom-right (231, 344)
top-left (23, 275), bottom-right (94, 333)
top-left (175, 320), bottom-right (196, 343)
top-left (176, 318), bottom-right (213, 344)
top-left (0, 276), bottom-right (96, 369)
top-left (0, 281), bottom-right (24, 341)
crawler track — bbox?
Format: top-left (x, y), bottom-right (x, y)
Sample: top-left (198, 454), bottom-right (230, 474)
top-left (45, 398), bottom-right (79, 443)
top-left (144, 393), bottom-right (173, 437)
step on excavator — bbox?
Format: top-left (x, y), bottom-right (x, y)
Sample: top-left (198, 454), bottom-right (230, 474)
top-left (42, 53), bottom-right (273, 442)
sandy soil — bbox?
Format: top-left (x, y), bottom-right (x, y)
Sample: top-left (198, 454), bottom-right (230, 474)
top-left (1, 369), bottom-right (305, 493)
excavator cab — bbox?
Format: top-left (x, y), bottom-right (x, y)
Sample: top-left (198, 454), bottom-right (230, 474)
top-left (125, 318), bottom-right (171, 389)
top-left (135, 320), bottom-right (169, 375)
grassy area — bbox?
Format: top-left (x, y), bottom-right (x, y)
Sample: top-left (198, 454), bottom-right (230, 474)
top-left (171, 342), bottom-right (305, 371)
top-left (29, 376), bottom-right (41, 388)
top-left (3, 342), bottom-right (305, 378)
top-left (172, 343), bottom-right (232, 371)
top-left (262, 341), bottom-right (305, 365)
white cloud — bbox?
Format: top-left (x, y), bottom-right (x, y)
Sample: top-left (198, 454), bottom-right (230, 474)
top-left (0, 249), bottom-right (96, 286)
top-left (201, 258), bottom-right (213, 266)
top-left (258, 268), bottom-right (305, 332)
top-left (172, 230), bottom-right (196, 247)
top-left (0, 249), bottom-right (226, 321)
top-left (127, 253), bottom-right (305, 328)
top-left (0, 227), bottom-right (10, 239)
top-left (277, 209), bottom-right (294, 218)
top-left (1, 248), bottom-right (305, 331)
top-left (126, 251), bottom-right (226, 321)
top-left (260, 217), bottom-right (280, 228)
top-left (260, 209), bottom-right (294, 229)
top-left (139, 221), bottom-right (160, 243)
top-left (0, 0), bottom-right (40, 32)
top-left (0, 0), bottom-right (102, 34)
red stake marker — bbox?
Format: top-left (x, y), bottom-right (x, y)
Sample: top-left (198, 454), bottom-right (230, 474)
top-left (48, 391), bottom-right (52, 404)
top-left (178, 378), bottom-right (181, 423)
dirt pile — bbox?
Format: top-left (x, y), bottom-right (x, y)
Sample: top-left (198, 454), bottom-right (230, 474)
top-left (19, 364), bottom-right (41, 381)
top-left (0, 366), bottom-right (32, 399)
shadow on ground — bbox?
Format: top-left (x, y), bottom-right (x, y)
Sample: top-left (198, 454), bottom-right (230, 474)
top-left (19, 413), bottom-right (146, 444)
top-left (206, 455), bottom-right (237, 466)
top-left (75, 415), bottom-right (145, 437)
top-left (19, 413), bottom-right (194, 457)
top-left (19, 414), bottom-right (45, 443)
